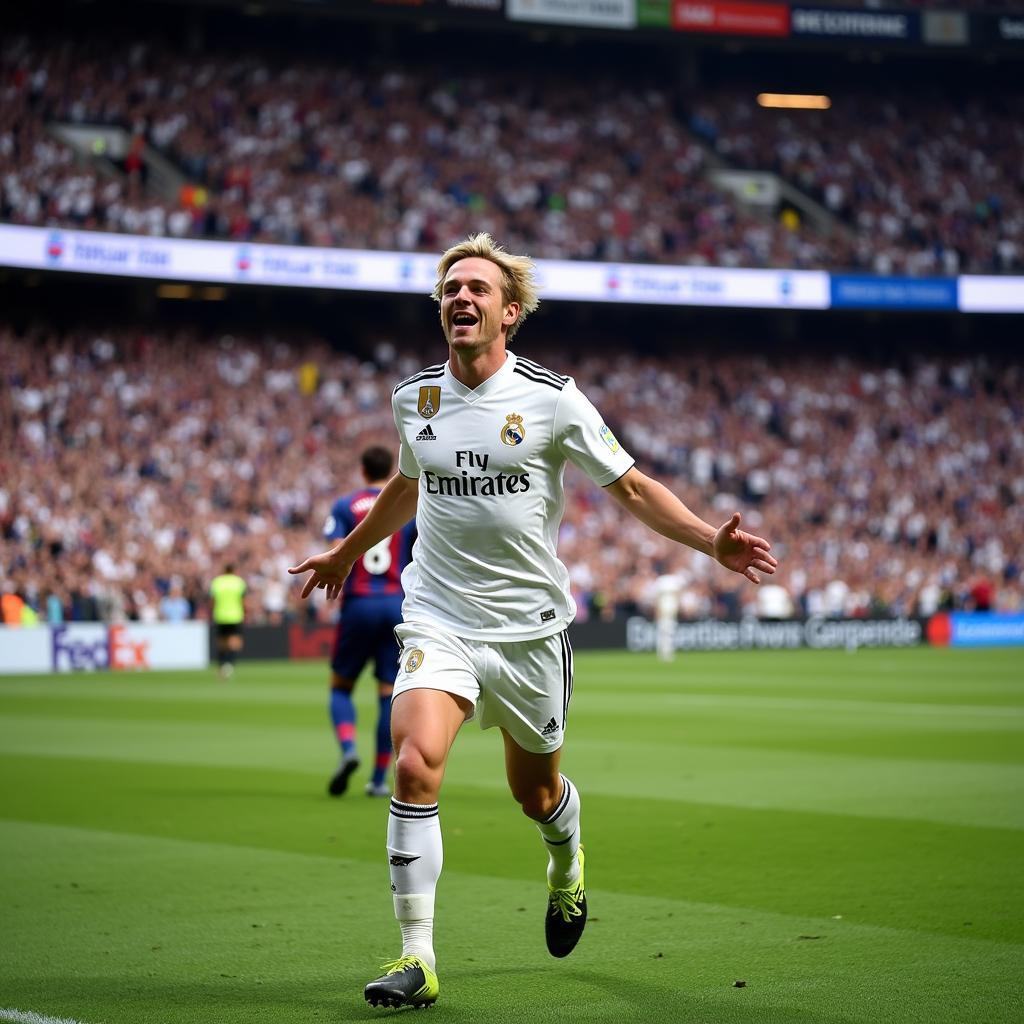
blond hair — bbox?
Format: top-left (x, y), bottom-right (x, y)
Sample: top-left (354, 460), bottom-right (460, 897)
top-left (431, 233), bottom-right (540, 343)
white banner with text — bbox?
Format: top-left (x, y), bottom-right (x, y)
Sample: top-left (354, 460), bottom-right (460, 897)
top-left (0, 622), bottom-right (210, 674)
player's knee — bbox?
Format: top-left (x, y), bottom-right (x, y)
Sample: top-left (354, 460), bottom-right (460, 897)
top-left (393, 742), bottom-right (442, 801)
top-left (514, 782), bottom-right (561, 822)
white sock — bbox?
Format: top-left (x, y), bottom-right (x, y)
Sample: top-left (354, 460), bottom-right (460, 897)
top-left (536, 775), bottom-right (581, 889)
top-left (387, 798), bottom-right (442, 971)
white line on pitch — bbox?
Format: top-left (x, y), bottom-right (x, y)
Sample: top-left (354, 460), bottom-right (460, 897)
top-left (0, 1009), bottom-right (97, 1024)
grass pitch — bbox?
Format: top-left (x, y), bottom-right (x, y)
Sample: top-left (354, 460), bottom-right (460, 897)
top-left (1, 647), bottom-right (1022, 1023)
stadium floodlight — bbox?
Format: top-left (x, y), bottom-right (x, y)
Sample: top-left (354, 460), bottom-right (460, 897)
top-left (757, 93), bottom-right (832, 110)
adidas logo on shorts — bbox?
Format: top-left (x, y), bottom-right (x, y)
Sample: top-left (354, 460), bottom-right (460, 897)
top-left (416, 424), bottom-right (437, 441)
top-left (541, 717), bottom-right (560, 736)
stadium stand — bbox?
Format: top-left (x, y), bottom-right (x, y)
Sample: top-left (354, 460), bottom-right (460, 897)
top-left (1, 5), bottom-right (1022, 636)
top-left (688, 87), bottom-right (1024, 274)
top-left (5, 30), bottom-right (1021, 274)
top-left (0, 33), bottom-right (833, 267)
top-left (2, 322), bottom-right (1020, 625)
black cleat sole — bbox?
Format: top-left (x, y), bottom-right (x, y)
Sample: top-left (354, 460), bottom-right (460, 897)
top-left (365, 997), bottom-right (434, 1009)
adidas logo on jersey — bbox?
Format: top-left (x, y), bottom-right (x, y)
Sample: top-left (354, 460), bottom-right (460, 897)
top-left (416, 424), bottom-right (437, 441)
top-left (541, 717), bottom-right (560, 736)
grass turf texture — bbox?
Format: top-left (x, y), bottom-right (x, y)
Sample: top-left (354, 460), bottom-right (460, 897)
top-left (0, 648), bottom-right (1021, 1023)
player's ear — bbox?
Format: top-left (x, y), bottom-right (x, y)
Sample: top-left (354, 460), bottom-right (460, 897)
top-left (503, 302), bottom-right (520, 325)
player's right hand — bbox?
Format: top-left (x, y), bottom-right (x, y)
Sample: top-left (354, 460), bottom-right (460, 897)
top-left (287, 549), bottom-right (353, 601)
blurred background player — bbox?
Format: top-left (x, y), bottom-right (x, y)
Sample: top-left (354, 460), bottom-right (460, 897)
top-left (756, 581), bottom-right (796, 622)
top-left (653, 571), bottom-right (685, 662)
top-left (323, 446), bottom-right (416, 798)
top-left (209, 563), bottom-right (247, 679)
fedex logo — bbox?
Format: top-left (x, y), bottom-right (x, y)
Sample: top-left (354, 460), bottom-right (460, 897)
top-left (109, 625), bottom-right (150, 669)
top-left (51, 625), bottom-right (151, 671)
top-left (52, 625), bottom-right (107, 671)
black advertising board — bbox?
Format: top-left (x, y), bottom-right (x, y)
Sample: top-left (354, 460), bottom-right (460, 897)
top-left (973, 13), bottom-right (1024, 46)
top-left (789, 6), bottom-right (920, 43)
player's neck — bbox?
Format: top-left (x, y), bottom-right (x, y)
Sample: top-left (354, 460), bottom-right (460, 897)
top-left (448, 342), bottom-right (508, 391)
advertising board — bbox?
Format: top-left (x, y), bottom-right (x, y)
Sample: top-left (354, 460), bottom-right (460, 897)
top-left (927, 613), bottom-right (1024, 648)
top-left (626, 617), bottom-right (924, 653)
top-left (2, 224), bottom-right (1022, 314)
top-left (507, 0), bottom-right (636, 29)
top-left (790, 7), bottom-right (919, 42)
top-left (0, 623), bottom-right (210, 674)
top-left (673, 1), bottom-right (789, 37)
top-left (830, 275), bottom-right (958, 311)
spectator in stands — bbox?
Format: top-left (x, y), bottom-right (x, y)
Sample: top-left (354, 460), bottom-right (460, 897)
top-left (1, 581), bottom-right (25, 626)
top-left (160, 581), bottom-right (192, 622)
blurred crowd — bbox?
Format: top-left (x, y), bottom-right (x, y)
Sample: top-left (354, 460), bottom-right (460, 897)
top-left (689, 89), bottom-right (1024, 276)
top-left (2, 324), bottom-right (1021, 628)
top-left (3, 32), bottom-right (1022, 274)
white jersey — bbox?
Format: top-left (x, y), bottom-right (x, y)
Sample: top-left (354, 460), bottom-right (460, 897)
top-left (392, 352), bottom-right (635, 641)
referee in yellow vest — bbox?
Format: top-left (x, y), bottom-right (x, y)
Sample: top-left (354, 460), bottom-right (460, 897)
top-left (210, 563), bottom-right (247, 679)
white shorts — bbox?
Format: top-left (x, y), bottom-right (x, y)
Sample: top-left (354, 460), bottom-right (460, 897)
top-left (392, 621), bottom-right (574, 754)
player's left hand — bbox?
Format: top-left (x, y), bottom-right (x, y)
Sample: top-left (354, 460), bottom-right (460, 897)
top-left (713, 512), bottom-right (778, 584)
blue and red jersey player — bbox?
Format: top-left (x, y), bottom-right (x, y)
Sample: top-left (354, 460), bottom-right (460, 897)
top-left (324, 446), bottom-right (416, 797)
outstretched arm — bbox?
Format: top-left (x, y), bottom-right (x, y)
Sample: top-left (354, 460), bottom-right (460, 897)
top-left (604, 467), bottom-right (777, 584)
top-left (288, 472), bottom-right (419, 600)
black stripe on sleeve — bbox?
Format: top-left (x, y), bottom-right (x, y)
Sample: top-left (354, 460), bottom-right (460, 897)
top-left (393, 365), bottom-right (446, 394)
top-left (513, 366), bottom-right (565, 391)
top-left (517, 356), bottom-right (569, 385)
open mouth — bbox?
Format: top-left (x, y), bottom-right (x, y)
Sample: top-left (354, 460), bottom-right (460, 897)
top-left (451, 311), bottom-right (478, 329)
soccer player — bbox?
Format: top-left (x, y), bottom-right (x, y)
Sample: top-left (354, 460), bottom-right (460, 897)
top-left (289, 233), bottom-right (778, 1009)
top-left (323, 446), bottom-right (416, 798)
top-left (209, 563), bottom-right (246, 679)
top-left (653, 571), bottom-right (685, 662)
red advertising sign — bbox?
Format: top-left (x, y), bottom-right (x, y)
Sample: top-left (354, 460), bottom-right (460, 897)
top-left (288, 623), bottom-right (336, 660)
top-left (673, 1), bottom-right (790, 36)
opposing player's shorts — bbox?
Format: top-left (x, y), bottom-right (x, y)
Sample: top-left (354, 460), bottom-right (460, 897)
top-left (392, 621), bottom-right (574, 754)
top-left (332, 595), bottom-right (405, 684)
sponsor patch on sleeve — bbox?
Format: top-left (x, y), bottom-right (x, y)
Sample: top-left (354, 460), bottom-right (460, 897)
top-left (599, 425), bottom-right (620, 453)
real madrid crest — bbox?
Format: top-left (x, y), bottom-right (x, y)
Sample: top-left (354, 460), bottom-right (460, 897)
top-left (418, 386), bottom-right (441, 419)
top-left (404, 648), bottom-right (424, 673)
top-left (500, 413), bottom-right (526, 446)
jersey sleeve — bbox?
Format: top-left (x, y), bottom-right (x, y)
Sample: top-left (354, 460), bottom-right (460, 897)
top-left (553, 379), bottom-right (635, 487)
top-left (392, 391), bottom-right (420, 479)
top-left (323, 498), bottom-right (353, 540)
